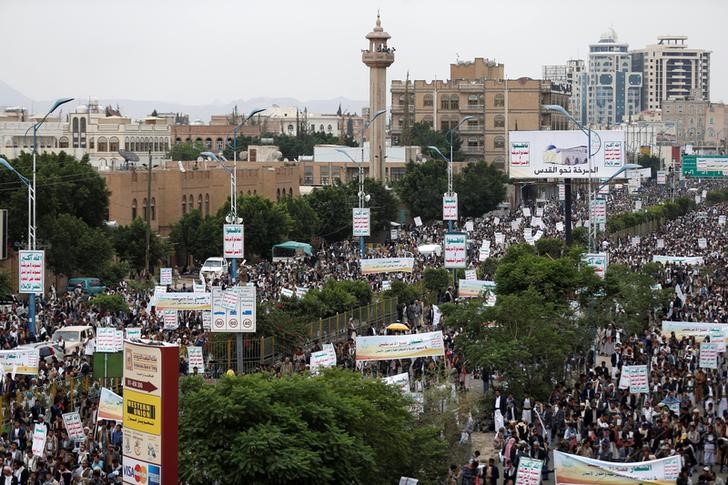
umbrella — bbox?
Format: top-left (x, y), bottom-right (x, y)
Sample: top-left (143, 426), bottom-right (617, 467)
top-left (386, 323), bottom-right (410, 332)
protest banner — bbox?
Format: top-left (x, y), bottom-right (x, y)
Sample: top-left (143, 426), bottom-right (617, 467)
top-left (0, 349), bottom-right (39, 375)
top-left (458, 279), bottom-right (496, 303)
top-left (223, 224), bottom-right (244, 258)
top-left (515, 456), bottom-right (543, 485)
top-left (98, 388), bottom-right (124, 422)
top-left (280, 288), bottom-right (295, 299)
top-left (465, 220), bottom-right (474, 232)
top-left (554, 451), bottom-right (680, 485)
top-left (32, 423), bottom-right (47, 457)
top-left (162, 309), bottom-right (179, 330)
top-left (159, 267), bottom-right (172, 286)
top-left (700, 342), bottom-right (720, 369)
top-left (383, 372), bottom-right (410, 394)
top-left (355, 331), bottom-right (445, 361)
top-left (698, 237), bottom-right (707, 249)
top-left (154, 292), bottom-right (211, 311)
top-left (444, 233), bottom-right (467, 269)
top-left (96, 327), bottom-right (117, 353)
top-left (465, 269), bottom-right (477, 281)
top-left (661, 321), bottom-right (728, 347)
top-left (19, 250), bottom-right (44, 294)
top-left (619, 365), bottom-right (649, 394)
top-left (413, 216), bottom-right (422, 227)
top-left (187, 346), bottom-right (205, 373)
top-left (353, 208), bottom-right (371, 237)
top-left (582, 253), bottom-right (608, 279)
top-left (62, 412), bottom-right (86, 442)
top-left (310, 346), bottom-right (337, 374)
top-left (360, 258), bottom-right (415, 275)
top-left (652, 255), bottom-right (703, 265)
top-left (442, 194), bottom-right (458, 221)
top-left (495, 232), bottom-right (505, 245)
top-left (125, 327), bottom-right (142, 340)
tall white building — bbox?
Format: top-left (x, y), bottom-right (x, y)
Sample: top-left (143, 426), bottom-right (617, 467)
top-left (543, 59), bottom-right (586, 123)
top-left (630, 36), bottom-right (710, 111)
top-left (587, 29), bottom-right (642, 127)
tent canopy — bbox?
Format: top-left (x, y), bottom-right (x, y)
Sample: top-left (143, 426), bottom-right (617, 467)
top-left (272, 241), bottom-right (313, 256)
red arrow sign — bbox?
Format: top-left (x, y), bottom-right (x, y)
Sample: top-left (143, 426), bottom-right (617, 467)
top-left (125, 377), bottom-right (158, 393)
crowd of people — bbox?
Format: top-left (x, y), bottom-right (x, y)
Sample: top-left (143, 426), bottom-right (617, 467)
top-left (0, 170), bottom-right (726, 483)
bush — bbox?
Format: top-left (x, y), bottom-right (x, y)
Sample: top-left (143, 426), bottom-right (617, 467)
top-left (90, 294), bottom-right (129, 314)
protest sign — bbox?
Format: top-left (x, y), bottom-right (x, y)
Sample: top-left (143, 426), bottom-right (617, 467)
top-left (62, 412), bottom-right (86, 442)
top-left (162, 309), bottom-right (179, 330)
top-left (515, 457), bottom-right (543, 485)
top-left (32, 423), bottom-right (47, 457)
top-left (662, 321), bottom-right (728, 347)
top-left (700, 342), bottom-right (720, 369)
top-left (554, 451), bottom-right (680, 485)
top-left (360, 258), bottom-right (415, 275)
top-left (310, 345), bottom-right (337, 374)
top-left (383, 372), bottom-right (410, 394)
top-left (187, 346), bottom-right (205, 373)
top-left (355, 332), bottom-right (445, 361)
top-left (159, 268), bottom-right (172, 286)
top-left (98, 388), bottom-right (123, 422)
top-left (620, 365), bottom-right (649, 394)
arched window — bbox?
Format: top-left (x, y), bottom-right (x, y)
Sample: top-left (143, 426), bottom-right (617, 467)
top-left (216, 138), bottom-right (223, 151)
top-left (59, 137), bottom-right (69, 148)
top-left (151, 197), bottom-right (156, 221)
top-left (449, 95), bottom-right (459, 110)
top-left (287, 124), bottom-right (294, 134)
top-left (72, 118), bottom-right (79, 148)
top-left (319, 124), bottom-right (325, 132)
top-left (131, 199), bottom-right (138, 220)
top-left (423, 94), bottom-right (433, 107)
top-left (80, 118), bottom-right (87, 148)
top-left (153, 139), bottom-right (159, 152)
top-left (494, 114), bottom-right (505, 128)
top-left (97, 137), bottom-right (108, 152)
top-left (494, 135), bottom-right (505, 148)
top-left (142, 198), bottom-right (148, 221)
top-left (289, 187), bottom-right (293, 197)
top-left (440, 95), bottom-right (450, 110)
top-left (198, 194), bottom-right (203, 211)
top-left (494, 94), bottom-right (505, 107)
top-left (109, 137), bottom-right (119, 152)
top-left (277, 188), bottom-right (281, 200)
top-left (182, 195), bottom-right (187, 214)
top-left (204, 194), bottom-right (210, 216)
top-left (327, 124), bottom-right (332, 133)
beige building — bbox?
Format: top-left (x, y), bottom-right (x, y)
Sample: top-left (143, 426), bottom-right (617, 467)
top-left (391, 58), bottom-right (569, 171)
top-left (662, 99), bottom-right (727, 149)
top-left (102, 161), bottom-right (300, 235)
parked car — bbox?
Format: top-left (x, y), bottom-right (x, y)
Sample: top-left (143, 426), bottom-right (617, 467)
top-left (200, 257), bottom-right (228, 280)
top-left (16, 342), bottom-right (65, 363)
top-left (51, 325), bottom-right (94, 355)
top-left (66, 277), bottom-right (106, 296)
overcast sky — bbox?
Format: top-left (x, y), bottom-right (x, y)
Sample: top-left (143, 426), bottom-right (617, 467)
top-left (3, 0), bottom-right (727, 105)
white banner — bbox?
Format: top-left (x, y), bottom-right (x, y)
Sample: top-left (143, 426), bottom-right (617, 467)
top-left (698, 237), bottom-right (707, 249)
top-left (619, 365), bottom-right (649, 394)
top-left (444, 233), bottom-right (467, 269)
top-left (700, 342), bottom-right (720, 369)
top-left (495, 232), bottom-right (505, 245)
top-left (413, 216), bottom-right (422, 227)
top-left (62, 412), bottom-right (86, 442)
top-left (464, 269), bottom-right (477, 281)
top-left (582, 253), bottom-right (608, 279)
top-left (353, 208), bottom-right (371, 237)
top-left (509, 130), bottom-right (625, 179)
top-left (187, 346), bottom-right (205, 373)
top-left (662, 321), bottom-right (728, 347)
top-left (159, 267), bottom-right (172, 286)
top-left (515, 457), bottom-right (543, 485)
top-left (591, 198), bottom-right (607, 225)
top-left (162, 309), bottom-right (179, 330)
top-left (360, 258), bottom-right (415, 275)
top-left (652, 255), bottom-right (703, 265)
top-left (383, 372), bottom-right (410, 394)
top-left (31, 423), bottom-right (47, 457)
top-left (310, 345), bottom-right (337, 375)
top-left (465, 220), bottom-right (474, 232)
top-left (223, 224), bottom-right (244, 258)
top-left (443, 194), bottom-right (458, 221)
top-left (554, 451), bottom-right (680, 485)
top-left (657, 170), bottom-right (666, 184)
top-left (96, 327), bottom-right (118, 353)
top-left (19, 250), bottom-right (44, 294)
top-left (125, 327), bottom-right (142, 340)
top-left (0, 349), bottom-right (39, 375)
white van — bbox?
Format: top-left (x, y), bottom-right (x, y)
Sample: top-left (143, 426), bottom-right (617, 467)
top-left (51, 325), bottom-right (95, 356)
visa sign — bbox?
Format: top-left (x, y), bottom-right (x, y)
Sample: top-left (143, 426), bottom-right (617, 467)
top-left (123, 457), bottom-right (161, 485)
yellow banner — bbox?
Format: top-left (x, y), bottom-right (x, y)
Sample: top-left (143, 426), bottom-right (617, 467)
top-left (123, 389), bottom-right (161, 435)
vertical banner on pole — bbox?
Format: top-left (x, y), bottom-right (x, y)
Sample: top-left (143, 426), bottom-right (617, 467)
top-left (223, 224), bottom-right (244, 258)
top-left (352, 208), bottom-right (371, 237)
top-left (19, 250), bottom-right (44, 294)
top-left (442, 194), bottom-right (458, 221)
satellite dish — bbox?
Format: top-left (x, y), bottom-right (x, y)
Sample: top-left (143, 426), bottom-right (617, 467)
top-left (118, 150), bottom-right (139, 163)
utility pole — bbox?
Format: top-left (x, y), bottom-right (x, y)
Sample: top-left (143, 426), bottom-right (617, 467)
top-left (144, 149), bottom-right (152, 277)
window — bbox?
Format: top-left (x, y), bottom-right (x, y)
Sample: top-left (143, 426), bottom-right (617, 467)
top-left (304, 166), bottom-right (314, 185)
top-left (205, 138), bottom-right (212, 149)
top-left (277, 188), bottom-right (281, 200)
top-left (327, 124), bottom-right (332, 133)
top-left (216, 138), bottom-right (223, 151)
top-left (97, 137), bottom-right (108, 152)
top-left (441, 95), bottom-right (450, 110)
top-left (205, 194), bottom-right (210, 216)
top-left (494, 136), bottom-right (505, 148)
top-left (423, 94), bottom-right (433, 107)
top-left (79, 118), bottom-right (87, 148)
top-left (449, 95), bottom-right (459, 110)
top-left (182, 195), bottom-right (187, 214)
top-left (494, 94), bottom-right (505, 107)
top-left (287, 124), bottom-right (294, 134)
top-left (494, 114), bottom-right (505, 128)
top-left (143, 198), bottom-right (148, 221)
top-left (151, 197), bottom-right (156, 221)
top-left (198, 194), bottom-right (203, 211)
top-left (131, 199), bottom-right (138, 220)
top-left (109, 137), bottom-right (119, 152)
top-left (59, 137), bottom-right (69, 148)
top-left (331, 166), bottom-right (341, 183)
top-left (89, 138), bottom-right (95, 149)
top-left (319, 124), bottom-right (325, 132)
top-left (320, 166), bottom-right (330, 185)
top-left (289, 187), bottom-right (293, 197)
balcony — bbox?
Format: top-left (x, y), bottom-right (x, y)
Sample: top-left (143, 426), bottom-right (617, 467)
top-left (459, 126), bottom-right (484, 134)
top-left (461, 104), bottom-right (485, 113)
top-left (463, 146), bottom-right (484, 155)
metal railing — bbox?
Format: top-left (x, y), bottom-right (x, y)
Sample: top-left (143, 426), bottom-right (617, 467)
top-left (203, 298), bottom-right (398, 376)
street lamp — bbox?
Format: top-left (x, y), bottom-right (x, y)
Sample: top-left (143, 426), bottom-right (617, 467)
top-left (21, 97), bottom-right (74, 335)
top-left (336, 148), bottom-right (371, 257)
top-left (0, 158), bottom-right (32, 246)
top-left (231, 108), bottom-right (266, 162)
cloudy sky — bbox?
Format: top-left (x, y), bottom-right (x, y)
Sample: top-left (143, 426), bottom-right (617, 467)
top-left (3, 0), bottom-right (727, 105)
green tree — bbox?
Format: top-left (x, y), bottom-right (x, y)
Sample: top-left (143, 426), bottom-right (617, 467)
top-left (278, 197), bottom-right (320, 242)
top-left (396, 159), bottom-right (448, 222)
top-left (422, 268), bottom-right (450, 294)
top-left (90, 293), bottom-right (129, 313)
top-left (638, 153), bottom-right (661, 178)
top-left (0, 152), bottom-right (109, 248)
top-left (402, 121), bottom-right (463, 161)
top-left (168, 141), bottom-right (206, 161)
top-left (194, 215), bottom-right (224, 262)
top-left (305, 184), bottom-right (352, 241)
top-left (383, 280), bottom-right (421, 306)
top-left (300, 280), bottom-right (371, 318)
top-left (0, 271), bottom-right (10, 298)
top-left (453, 161), bottom-right (507, 218)
top-left (356, 178), bottom-right (399, 233)
top-left (170, 210), bottom-right (204, 266)
top-left (45, 214), bottom-right (113, 277)
top-left (178, 369), bottom-right (444, 484)
top-left (113, 218), bottom-right (169, 275)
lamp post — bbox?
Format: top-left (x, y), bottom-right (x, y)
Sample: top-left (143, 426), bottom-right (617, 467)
top-left (22, 97), bottom-right (74, 335)
top-left (232, 109), bottom-right (266, 162)
top-left (544, 104), bottom-right (601, 251)
top-left (336, 149), bottom-right (370, 257)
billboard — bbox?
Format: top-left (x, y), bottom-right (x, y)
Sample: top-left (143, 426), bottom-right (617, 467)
top-left (682, 155), bottom-right (728, 178)
top-left (509, 130), bottom-right (625, 179)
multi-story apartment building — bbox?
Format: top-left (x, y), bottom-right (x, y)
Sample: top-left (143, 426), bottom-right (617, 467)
top-left (543, 59), bottom-right (586, 123)
top-left (631, 36), bottom-right (710, 111)
top-left (390, 58), bottom-right (569, 172)
top-left (587, 29), bottom-right (642, 126)
top-left (662, 99), bottom-right (727, 149)
top-left (0, 100), bottom-right (171, 169)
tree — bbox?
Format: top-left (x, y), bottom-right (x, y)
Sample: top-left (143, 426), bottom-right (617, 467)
top-left (305, 184), bottom-right (353, 241)
top-left (113, 218), bottom-right (169, 276)
top-left (220, 195), bottom-right (291, 259)
top-left (300, 280), bottom-right (372, 318)
top-left (168, 141), bottom-right (206, 161)
top-left (638, 153), bottom-right (661, 178)
top-left (277, 197), bottom-right (320, 242)
top-left (422, 268), bottom-right (450, 294)
top-left (453, 161), bottom-right (507, 218)
top-left (396, 159), bottom-right (448, 222)
top-left (357, 178), bottom-right (399, 233)
top-left (170, 210), bottom-right (204, 266)
top-left (0, 152), bottom-right (109, 249)
top-left (178, 369), bottom-right (444, 484)
top-left (402, 121), bottom-right (463, 161)
top-left (90, 294), bottom-right (129, 314)
top-left (45, 214), bottom-right (113, 277)
top-left (0, 271), bottom-right (10, 298)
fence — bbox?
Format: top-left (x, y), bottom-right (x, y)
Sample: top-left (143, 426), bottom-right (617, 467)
top-left (204, 297), bottom-right (398, 376)
top-left (607, 218), bottom-right (664, 242)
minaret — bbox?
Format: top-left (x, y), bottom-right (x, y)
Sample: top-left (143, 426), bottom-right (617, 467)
top-left (362, 13), bottom-right (394, 181)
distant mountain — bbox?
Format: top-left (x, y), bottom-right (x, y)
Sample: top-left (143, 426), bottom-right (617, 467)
top-left (0, 81), bottom-right (367, 121)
